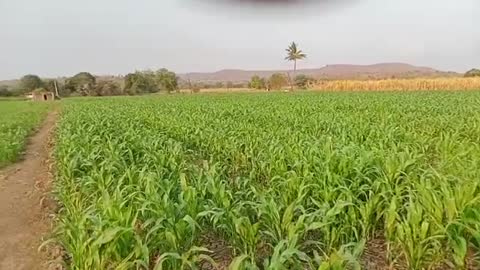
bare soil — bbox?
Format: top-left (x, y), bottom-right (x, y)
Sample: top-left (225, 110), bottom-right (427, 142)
top-left (199, 232), bottom-right (233, 270)
top-left (0, 111), bottom-right (57, 270)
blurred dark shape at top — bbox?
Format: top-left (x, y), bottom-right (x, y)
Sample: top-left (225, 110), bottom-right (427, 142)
top-left (205, 0), bottom-right (342, 5)
top-left (186, 0), bottom-right (355, 17)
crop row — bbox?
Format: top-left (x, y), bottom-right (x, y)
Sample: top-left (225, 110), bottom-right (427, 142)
top-left (0, 101), bottom-right (51, 167)
top-left (54, 92), bottom-right (480, 269)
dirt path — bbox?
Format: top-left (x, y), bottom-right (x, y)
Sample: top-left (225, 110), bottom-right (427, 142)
top-left (0, 111), bottom-right (57, 270)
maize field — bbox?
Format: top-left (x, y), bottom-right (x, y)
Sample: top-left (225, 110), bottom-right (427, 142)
top-left (315, 77), bottom-right (480, 91)
top-left (54, 92), bottom-right (480, 269)
top-left (0, 101), bottom-right (50, 167)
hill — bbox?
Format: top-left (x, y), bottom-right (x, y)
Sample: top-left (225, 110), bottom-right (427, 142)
top-left (179, 63), bottom-right (459, 82)
top-left (0, 63), bottom-right (460, 88)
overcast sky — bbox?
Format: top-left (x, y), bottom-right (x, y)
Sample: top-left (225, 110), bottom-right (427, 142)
top-left (0, 0), bottom-right (478, 79)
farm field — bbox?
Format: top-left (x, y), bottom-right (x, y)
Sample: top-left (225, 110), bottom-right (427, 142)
top-left (314, 77), bottom-right (480, 91)
top-left (54, 92), bottom-right (480, 269)
top-left (0, 101), bottom-right (51, 167)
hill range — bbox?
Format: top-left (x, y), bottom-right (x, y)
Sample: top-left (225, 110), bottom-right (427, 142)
top-left (1, 63), bottom-right (460, 87)
top-left (178, 63), bottom-right (458, 83)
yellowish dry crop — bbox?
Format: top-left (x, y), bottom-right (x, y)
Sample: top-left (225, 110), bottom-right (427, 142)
top-left (314, 77), bottom-right (480, 91)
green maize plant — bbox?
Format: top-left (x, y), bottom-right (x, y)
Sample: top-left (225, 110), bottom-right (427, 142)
top-left (0, 100), bottom-right (51, 167)
top-left (53, 92), bottom-right (480, 269)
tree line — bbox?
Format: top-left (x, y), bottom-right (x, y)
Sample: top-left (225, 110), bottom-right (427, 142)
top-left (0, 68), bottom-right (179, 97)
top-left (0, 42), bottom-right (310, 96)
top-left (0, 42), bottom-right (310, 97)
top-left (3, 41), bottom-right (478, 97)
top-left (465, 69), bottom-right (480, 78)
top-left (248, 73), bottom-right (316, 90)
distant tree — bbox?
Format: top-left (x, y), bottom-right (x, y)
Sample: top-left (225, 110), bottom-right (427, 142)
top-left (226, 81), bottom-right (234, 89)
top-left (43, 79), bottom-right (64, 97)
top-left (215, 82), bottom-right (224, 88)
top-left (249, 75), bottom-right (266, 90)
top-left (53, 81), bottom-right (71, 97)
top-left (19, 74), bottom-right (43, 93)
top-left (269, 73), bottom-right (288, 90)
top-left (198, 82), bottom-right (212, 89)
top-left (94, 81), bottom-right (122, 96)
top-left (233, 82), bottom-right (247, 88)
top-left (43, 80), bottom-right (55, 93)
top-left (156, 68), bottom-right (178, 93)
top-left (124, 71), bottom-right (157, 94)
top-left (465, 69), bottom-right (480, 77)
top-left (192, 84), bottom-right (201, 93)
top-left (285, 42), bottom-right (307, 90)
top-left (0, 85), bottom-right (12, 97)
top-left (65, 72), bottom-right (96, 95)
top-left (295, 74), bottom-right (315, 89)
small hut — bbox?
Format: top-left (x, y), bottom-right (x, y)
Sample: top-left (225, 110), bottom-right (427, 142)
top-left (31, 88), bottom-right (55, 101)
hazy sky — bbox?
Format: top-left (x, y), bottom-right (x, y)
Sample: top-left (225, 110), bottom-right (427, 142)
top-left (0, 0), bottom-right (478, 79)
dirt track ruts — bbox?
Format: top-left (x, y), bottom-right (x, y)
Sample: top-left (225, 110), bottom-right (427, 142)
top-left (0, 111), bottom-right (57, 270)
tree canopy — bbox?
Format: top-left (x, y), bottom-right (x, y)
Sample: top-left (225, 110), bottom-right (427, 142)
top-left (124, 69), bottom-right (178, 94)
top-left (65, 72), bottom-right (96, 95)
top-left (94, 81), bottom-right (123, 96)
top-left (269, 73), bottom-right (288, 90)
top-left (155, 69), bottom-right (178, 93)
top-left (285, 42), bottom-right (307, 91)
top-left (465, 69), bottom-right (480, 77)
top-left (19, 74), bottom-right (43, 93)
top-left (295, 74), bottom-right (315, 89)
top-left (124, 72), bottom-right (157, 95)
top-left (285, 42), bottom-right (307, 65)
top-left (0, 85), bottom-right (12, 97)
top-left (249, 75), bottom-right (266, 90)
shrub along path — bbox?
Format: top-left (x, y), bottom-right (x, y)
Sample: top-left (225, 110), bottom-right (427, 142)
top-left (0, 111), bottom-right (57, 270)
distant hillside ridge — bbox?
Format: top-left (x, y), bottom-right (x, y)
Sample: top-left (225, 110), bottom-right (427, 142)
top-left (179, 63), bottom-right (459, 82)
top-left (0, 63), bottom-right (460, 86)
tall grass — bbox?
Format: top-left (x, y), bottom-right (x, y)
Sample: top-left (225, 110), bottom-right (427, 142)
top-left (54, 92), bottom-right (480, 269)
top-left (315, 77), bottom-right (480, 91)
top-left (0, 101), bottom-right (51, 167)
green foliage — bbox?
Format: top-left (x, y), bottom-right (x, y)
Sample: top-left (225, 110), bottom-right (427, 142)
top-left (0, 85), bottom-right (13, 97)
top-left (294, 74), bottom-right (315, 89)
top-left (19, 74), bottom-right (43, 93)
top-left (285, 42), bottom-right (306, 65)
top-left (43, 80), bottom-right (56, 93)
top-left (156, 68), bottom-right (179, 93)
top-left (285, 42), bottom-right (307, 91)
top-left (65, 72), bottom-right (96, 95)
top-left (124, 72), bottom-right (157, 94)
top-left (248, 75), bottom-right (266, 90)
top-left (0, 101), bottom-right (50, 167)
top-left (124, 69), bottom-right (178, 94)
top-left (268, 73), bottom-right (288, 90)
top-left (465, 68), bottom-right (480, 77)
top-left (191, 84), bottom-right (201, 93)
top-left (54, 92), bottom-right (480, 269)
top-left (93, 81), bottom-right (123, 96)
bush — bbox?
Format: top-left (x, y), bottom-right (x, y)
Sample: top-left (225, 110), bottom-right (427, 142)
top-left (249, 75), bottom-right (266, 90)
top-left (295, 74), bottom-right (316, 89)
top-left (94, 81), bottom-right (123, 96)
top-left (65, 72), bottom-right (96, 95)
top-left (192, 85), bottom-right (201, 93)
top-left (19, 74), bottom-right (43, 93)
top-left (269, 73), bottom-right (288, 90)
top-left (0, 85), bottom-right (12, 97)
top-left (465, 69), bottom-right (480, 78)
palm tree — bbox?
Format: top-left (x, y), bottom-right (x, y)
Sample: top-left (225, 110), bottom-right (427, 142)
top-left (285, 42), bottom-right (307, 90)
